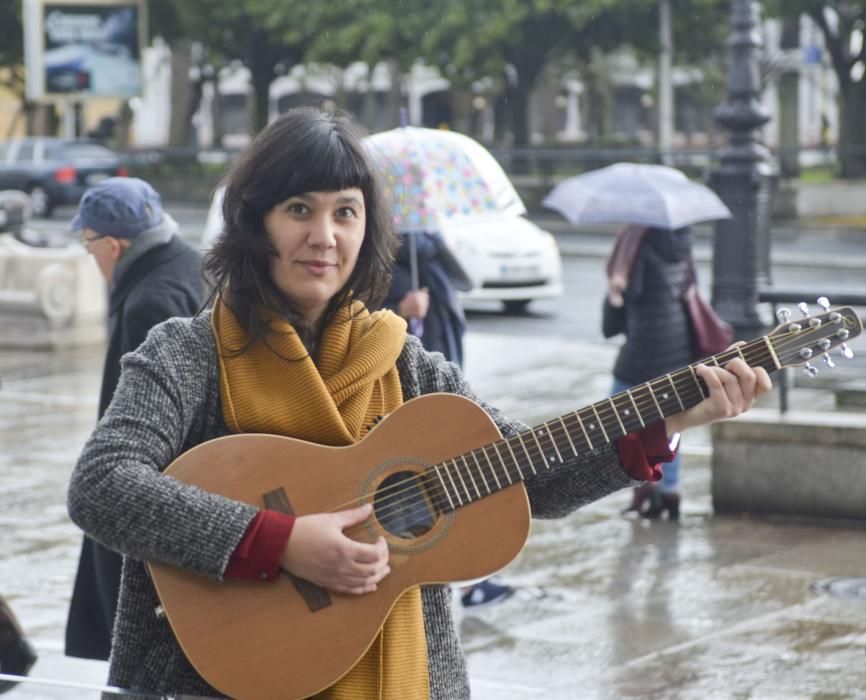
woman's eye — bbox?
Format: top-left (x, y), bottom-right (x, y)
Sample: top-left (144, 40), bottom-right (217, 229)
top-left (337, 207), bottom-right (356, 218)
top-left (287, 202), bottom-right (308, 215)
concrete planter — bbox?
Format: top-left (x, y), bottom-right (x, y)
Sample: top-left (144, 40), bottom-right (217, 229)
top-left (712, 408), bottom-right (866, 521)
top-left (0, 235), bottom-right (106, 349)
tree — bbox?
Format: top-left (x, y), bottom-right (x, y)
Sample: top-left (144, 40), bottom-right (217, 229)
top-left (417, 0), bottom-right (629, 147)
top-left (304, 0), bottom-right (432, 128)
top-left (766, 0), bottom-right (866, 177)
top-left (157, 0), bottom-right (318, 136)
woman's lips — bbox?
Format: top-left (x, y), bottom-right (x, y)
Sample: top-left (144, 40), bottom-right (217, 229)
top-left (299, 260), bottom-right (335, 275)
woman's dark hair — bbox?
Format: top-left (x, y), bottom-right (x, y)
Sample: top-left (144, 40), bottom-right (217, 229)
top-left (204, 107), bottom-right (397, 343)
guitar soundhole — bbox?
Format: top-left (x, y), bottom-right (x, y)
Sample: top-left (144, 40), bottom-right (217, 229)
top-left (374, 471), bottom-right (436, 539)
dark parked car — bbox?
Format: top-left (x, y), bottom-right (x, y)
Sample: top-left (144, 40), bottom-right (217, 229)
top-left (0, 138), bottom-right (126, 217)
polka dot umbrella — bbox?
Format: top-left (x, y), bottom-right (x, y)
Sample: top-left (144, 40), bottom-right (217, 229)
top-left (364, 126), bottom-right (525, 234)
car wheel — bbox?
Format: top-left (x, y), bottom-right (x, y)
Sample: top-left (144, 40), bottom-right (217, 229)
top-left (28, 185), bottom-right (53, 218)
top-left (503, 299), bottom-right (531, 314)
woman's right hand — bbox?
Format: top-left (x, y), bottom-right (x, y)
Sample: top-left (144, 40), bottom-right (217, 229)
top-left (279, 504), bottom-right (390, 595)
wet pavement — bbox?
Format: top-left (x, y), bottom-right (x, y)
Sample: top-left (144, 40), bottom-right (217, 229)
top-left (1, 210), bottom-right (865, 698)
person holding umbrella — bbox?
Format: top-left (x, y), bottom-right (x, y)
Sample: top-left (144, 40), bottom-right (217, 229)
top-left (602, 224), bottom-right (696, 518)
top-left (543, 163), bottom-right (735, 519)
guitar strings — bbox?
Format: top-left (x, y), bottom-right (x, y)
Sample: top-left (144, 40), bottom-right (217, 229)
top-left (342, 326), bottom-right (822, 531)
top-left (340, 326), bottom-right (830, 533)
top-left (332, 324), bottom-right (840, 535)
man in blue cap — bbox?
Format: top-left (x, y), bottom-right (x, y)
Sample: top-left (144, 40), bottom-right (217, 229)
top-left (65, 177), bottom-right (204, 662)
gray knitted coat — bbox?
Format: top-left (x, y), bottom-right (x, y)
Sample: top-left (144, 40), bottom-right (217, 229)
top-left (67, 311), bottom-right (633, 699)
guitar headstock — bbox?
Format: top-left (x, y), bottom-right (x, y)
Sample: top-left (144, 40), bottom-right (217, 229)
top-left (768, 300), bottom-right (862, 375)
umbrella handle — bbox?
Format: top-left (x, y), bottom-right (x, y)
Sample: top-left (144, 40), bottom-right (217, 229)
top-left (408, 232), bottom-right (420, 290)
top-left (409, 317), bottom-right (424, 338)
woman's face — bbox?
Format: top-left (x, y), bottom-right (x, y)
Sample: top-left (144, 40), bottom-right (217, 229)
top-left (263, 188), bottom-right (366, 326)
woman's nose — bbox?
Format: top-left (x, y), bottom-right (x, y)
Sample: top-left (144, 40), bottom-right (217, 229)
top-left (306, 215), bottom-right (336, 247)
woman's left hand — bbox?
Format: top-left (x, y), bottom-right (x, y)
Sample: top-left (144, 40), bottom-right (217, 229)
top-left (665, 355), bottom-right (772, 435)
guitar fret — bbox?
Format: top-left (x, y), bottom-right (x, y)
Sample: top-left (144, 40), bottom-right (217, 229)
top-left (666, 373), bottom-right (685, 411)
top-left (539, 425), bottom-right (563, 465)
top-left (451, 458), bottom-right (472, 503)
top-left (626, 390), bottom-right (646, 428)
top-left (514, 432), bottom-right (538, 474)
top-left (557, 416), bottom-right (578, 456)
top-left (590, 404), bottom-right (610, 442)
top-left (614, 393), bottom-right (641, 433)
top-left (575, 410), bottom-right (594, 450)
top-left (444, 465), bottom-right (463, 506)
top-left (491, 442), bottom-right (513, 485)
top-left (529, 428), bottom-right (548, 469)
top-left (420, 470), bottom-right (444, 514)
top-left (687, 366), bottom-right (705, 398)
top-left (481, 446), bottom-right (502, 490)
top-left (762, 336), bottom-right (782, 370)
top-left (645, 381), bottom-right (664, 420)
top-left (502, 438), bottom-right (524, 480)
top-left (461, 455), bottom-right (482, 499)
top-left (608, 397), bottom-right (627, 435)
top-left (433, 465), bottom-right (455, 511)
top-left (470, 451), bottom-right (491, 494)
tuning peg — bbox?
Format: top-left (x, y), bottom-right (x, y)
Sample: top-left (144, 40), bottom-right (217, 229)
top-left (836, 328), bottom-right (850, 341)
top-left (797, 302), bottom-right (810, 317)
top-left (776, 307), bottom-right (792, 323)
top-left (818, 338), bottom-right (831, 351)
top-left (822, 353), bottom-right (836, 368)
top-left (802, 362), bottom-right (818, 377)
top-left (817, 296), bottom-right (831, 311)
top-left (799, 347), bottom-right (813, 360)
top-left (840, 343), bottom-right (855, 359)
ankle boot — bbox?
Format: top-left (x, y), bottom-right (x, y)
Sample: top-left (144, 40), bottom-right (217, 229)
top-left (642, 491), bottom-right (680, 520)
top-left (621, 483), bottom-right (658, 515)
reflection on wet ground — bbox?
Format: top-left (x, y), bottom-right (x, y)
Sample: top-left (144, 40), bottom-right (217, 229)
top-left (1, 316), bottom-right (865, 699)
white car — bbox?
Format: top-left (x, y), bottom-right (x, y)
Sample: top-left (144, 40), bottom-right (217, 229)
top-left (200, 188), bottom-right (562, 314)
top-left (439, 214), bottom-right (562, 313)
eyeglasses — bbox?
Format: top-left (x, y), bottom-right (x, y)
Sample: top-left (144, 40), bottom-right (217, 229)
top-left (80, 234), bottom-right (106, 248)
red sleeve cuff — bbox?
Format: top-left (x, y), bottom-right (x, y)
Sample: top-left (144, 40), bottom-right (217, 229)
top-left (617, 422), bottom-right (676, 482)
top-left (225, 510), bottom-right (295, 581)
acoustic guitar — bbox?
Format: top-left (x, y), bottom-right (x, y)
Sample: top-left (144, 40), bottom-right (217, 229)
top-left (149, 305), bottom-right (861, 699)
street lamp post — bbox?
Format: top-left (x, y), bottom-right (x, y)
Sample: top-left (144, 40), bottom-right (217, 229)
top-left (709, 0), bottom-right (777, 339)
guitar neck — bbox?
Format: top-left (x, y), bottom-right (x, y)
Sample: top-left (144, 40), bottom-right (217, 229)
top-left (424, 336), bottom-right (779, 513)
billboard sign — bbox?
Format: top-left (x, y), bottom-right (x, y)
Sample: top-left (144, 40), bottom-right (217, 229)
top-left (24, 0), bottom-right (146, 101)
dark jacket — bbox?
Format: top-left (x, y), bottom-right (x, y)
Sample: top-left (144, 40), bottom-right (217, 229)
top-left (603, 228), bottom-right (695, 385)
top-left (65, 232), bottom-right (204, 661)
top-left (384, 232), bottom-right (467, 367)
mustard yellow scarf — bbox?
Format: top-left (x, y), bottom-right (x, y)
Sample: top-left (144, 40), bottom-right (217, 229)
top-left (212, 297), bottom-right (429, 699)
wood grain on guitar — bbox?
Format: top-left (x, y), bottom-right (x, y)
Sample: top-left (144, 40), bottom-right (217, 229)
top-left (148, 306), bottom-right (862, 699)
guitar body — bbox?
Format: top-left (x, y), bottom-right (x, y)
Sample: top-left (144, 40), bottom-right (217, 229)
top-left (149, 392), bottom-right (531, 699)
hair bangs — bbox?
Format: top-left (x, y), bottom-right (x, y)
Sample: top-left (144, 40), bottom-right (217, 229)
top-left (264, 124), bottom-right (374, 212)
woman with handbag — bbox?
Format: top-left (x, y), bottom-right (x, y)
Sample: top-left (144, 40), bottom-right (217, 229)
top-left (602, 225), bottom-right (696, 519)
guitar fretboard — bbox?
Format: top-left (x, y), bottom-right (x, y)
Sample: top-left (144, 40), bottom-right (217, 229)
top-left (423, 338), bottom-right (778, 513)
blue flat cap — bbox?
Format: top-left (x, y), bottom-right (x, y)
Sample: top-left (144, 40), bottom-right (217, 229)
top-left (71, 177), bottom-right (164, 238)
